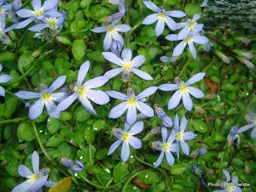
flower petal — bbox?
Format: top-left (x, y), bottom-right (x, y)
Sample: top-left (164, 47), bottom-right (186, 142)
top-left (222, 169), bottom-right (230, 182)
top-left (188, 41), bottom-right (196, 59)
top-left (29, 99), bottom-right (44, 120)
top-left (191, 24), bottom-right (204, 34)
top-left (159, 84), bottom-right (179, 91)
top-left (165, 34), bottom-right (178, 41)
top-left (126, 105), bottom-right (137, 125)
top-left (109, 102), bottom-right (128, 118)
top-left (183, 131), bottom-right (195, 140)
top-left (136, 86), bottom-right (158, 100)
top-left (167, 129), bottom-right (176, 143)
top-left (192, 36), bottom-right (209, 45)
top-left (165, 152), bottom-right (175, 166)
top-left (102, 52), bottom-right (123, 66)
top-left (178, 26), bottom-right (190, 40)
top-left (136, 101), bottom-right (154, 117)
top-left (42, 0), bottom-right (58, 11)
top-left (44, 181), bottom-right (56, 188)
top-left (185, 72), bottom-right (206, 85)
top-left (77, 61), bottom-right (90, 85)
top-left (32, 151), bottom-right (40, 174)
top-left (174, 114), bottom-right (179, 132)
top-left (16, 9), bottom-right (35, 18)
top-left (112, 31), bottom-right (124, 47)
top-left (237, 124), bottom-right (255, 133)
top-left (15, 91), bottom-right (41, 99)
top-left (192, 14), bottom-right (200, 22)
top-left (168, 90), bottom-right (181, 110)
top-left (86, 90), bottom-right (110, 105)
top-left (121, 48), bottom-right (132, 61)
top-left (154, 151), bottom-right (164, 168)
top-left (180, 116), bottom-right (187, 132)
top-left (129, 136), bottom-right (141, 149)
top-left (29, 175), bottom-right (48, 192)
top-left (29, 24), bottom-right (48, 32)
top-left (180, 140), bottom-right (190, 155)
top-left (32, 0), bottom-right (41, 10)
top-left (57, 93), bottom-right (78, 111)
top-left (107, 90), bottom-right (128, 100)
top-left (48, 76), bottom-right (66, 93)
top-left (128, 121), bottom-right (144, 135)
top-left (155, 18), bottom-right (165, 36)
top-left (188, 87), bottom-right (204, 98)
top-left (0, 74), bottom-right (12, 83)
top-left (83, 76), bottom-right (109, 89)
top-left (131, 68), bottom-right (153, 80)
top-left (131, 55), bottom-right (145, 67)
top-left (114, 24), bottom-right (131, 32)
top-left (107, 139), bottom-right (122, 155)
top-left (104, 32), bottom-right (112, 50)
top-left (143, 1), bottom-right (161, 12)
top-left (104, 68), bottom-right (123, 79)
top-left (15, 18), bottom-right (35, 29)
top-left (165, 16), bottom-right (176, 30)
top-left (162, 127), bottom-right (168, 142)
top-left (12, 179), bottom-right (35, 192)
top-left (182, 92), bottom-right (193, 111)
top-left (142, 13), bottom-right (158, 25)
top-left (251, 128), bottom-right (256, 138)
top-left (173, 41), bottom-right (187, 57)
top-left (79, 96), bottom-right (96, 115)
top-left (18, 165), bottom-right (33, 178)
top-left (45, 100), bottom-right (60, 118)
top-left (91, 26), bottom-right (108, 33)
top-left (121, 141), bottom-right (130, 162)
top-left (0, 86), bottom-right (5, 97)
top-left (51, 92), bottom-right (67, 102)
top-left (166, 11), bottom-right (186, 18)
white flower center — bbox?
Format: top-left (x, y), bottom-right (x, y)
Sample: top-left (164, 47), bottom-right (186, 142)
top-left (121, 132), bottom-right (131, 141)
top-left (47, 18), bottom-right (57, 30)
top-left (123, 62), bottom-right (132, 73)
top-left (74, 85), bottom-right (88, 96)
top-left (176, 132), bottom-right (183, 140)
top-left (108, 25), bottom-right (116, 33)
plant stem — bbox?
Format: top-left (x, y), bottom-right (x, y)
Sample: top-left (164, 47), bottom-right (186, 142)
top-left (179, 61), bottom-right (189, 77)
top-left (32, 122), bottom-right (52, 161)
top-left (0, 117), bottom-right (27, 124)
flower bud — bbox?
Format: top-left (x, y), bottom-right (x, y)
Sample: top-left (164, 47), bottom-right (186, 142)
top-left (61, 158), bottom-right (84, 173)
top-left (111, 40), bottom-right (123, 56)
top-left (160, 56), bottom-right (177, 63)
top-left (215, 50), bottom-right (230, 64)
top-left (239, 37), bottom-right (250, 45)
top-left (32, 50), bottom-right (40, 57)
top-left (155, 105), bottom-right (173, 127)
top-left (19, 144), bottom-right (27, 150)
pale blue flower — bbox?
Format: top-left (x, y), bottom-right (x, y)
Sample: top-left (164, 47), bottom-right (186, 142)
top-left (15, 0), bottom-right (60, 29)
top-left (142, 0), bottom-right (186, 36)
top-left (108, 0), bottom-right (126, 15)
top-left (1, 0), bottom-right (22, 21)
top-left (91, 23), bottom-right (131, 50)
top-left (0, 64), bottom-right (12, 97)
top-left (61, 158), bottom-right (84, 173)
top-left (201, 0), bottom-right (208, 7)
top-left (15, 76), bottom-right (67, 120)
top-left (105, 12), bottom-right (124, 25)
top-left (154, 105), bottom-right (173, 128)
top-left (159, 72), bottom-right (206, 111)
top-left (110, 40), bottom-right (122, 56)
top-left (108, 122), bottom-right (143, 162)
top-left (213, 169), bottom-right (242, 192)
top-left (102, 48), bottom-right (153, 80)
top-left (166, 26), bottom-right (209, 59)
top-left (237, 112), bottom-right (256, 138)
top-left (29, 10), bottom-right (66, 34)
top-left (57, 61), bottom-right (110, 115)
top-left (192, 164), bottom-right (206, 187)
top-left (107, 87), bottom-right (157, 125)
top-left (173, 114), bottom-right (195, 158)
top-left (176, 14), bottom-right (203, 39)
top-left (151, 127), bottom-right (176, 167)
top-left (227, 126), bottom-right (240, 146)
top-left (12, 151), bottom-right (55, 192)
top-left (0, 11), bottom-right (11, 44)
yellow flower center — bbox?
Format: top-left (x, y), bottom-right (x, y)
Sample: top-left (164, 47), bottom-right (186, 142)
top-left (41, 93), bottom-right (51, 101)
top-left (122, 132), bottom-right (131, 141)
top-left (108, 26), bottom-right (116, 33)
top-left (227, 183), bottom-right (233, 192)
top-left (123, 63), bottom-right (132, 73)
top-left (185, 37), bottom-right (193, 43)
top-left (128, 97), bottom-right (136, 105)
top-left (74, 85), bottom-right (88, 96)
top-left (30, 174), bottom-right (39, 181)
top-left (176, 132), bottom-right (183, 140)
top-left (0, 8), bottom-right (4, 13)
top-left (189, 23), bottom-right (196, 30)
top-left (179, 83), bottom-right (189, 93)
top-left (158, 12), bottom-right (166, 19)
top-left (162, 143), bottom-right (170, 152)
top-left (34, 8), bottom-right (44, 16)
top-left (47, 18), bottom-right (57, 30)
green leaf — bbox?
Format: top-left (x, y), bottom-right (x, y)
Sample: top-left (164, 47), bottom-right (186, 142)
top-left (47, 117), bottom-right (60, 134)
top-left (18, 52), bottom-right (34, 73)
top-left (191, 119), bottom-right (208, 133)
top-left (72, 39), bottom-right (86, 60)
top-left (80, 0), bottom-right (92, 8)
top-left (4, 97), bottom-right (17, 118)
top-left (17, 123), bottom-right (35, 141)
top-left (59, 112), bottom-right (72, 121)
top-left (137, 170), bottom-right (160, 184)
top-left (93, 120), bottom-right (105, 131)
top-left (46, 134), bottom-right (64, 147)
top-left (113, 162), bottom-right (129, 183)
top-left (0, 52), bottom-right (16, 61)
top-left (185, 4), bottom-right (202, 17)
top-left (84, 126), bottom-right (94, 144)
top-left (74, 128), bottom-right (84, 145)
top-left (170, 164), bottom-right (187, 175)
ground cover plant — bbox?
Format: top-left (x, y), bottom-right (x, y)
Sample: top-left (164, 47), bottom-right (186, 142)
top-left (0, 0), bottom-right (255, 191)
